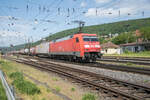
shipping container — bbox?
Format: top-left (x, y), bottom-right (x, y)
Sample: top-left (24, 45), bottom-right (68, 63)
top-left (36, 42), bottom-right (50, 54)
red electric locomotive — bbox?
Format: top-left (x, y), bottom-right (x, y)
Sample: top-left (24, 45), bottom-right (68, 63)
top-left (49, 33), bottom-right (101, 62)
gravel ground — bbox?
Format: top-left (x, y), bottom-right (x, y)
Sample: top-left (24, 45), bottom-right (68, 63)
top-left (19, 57), bottom-right (150, 100)
top-left (46, 60), bottom-right (150, 87)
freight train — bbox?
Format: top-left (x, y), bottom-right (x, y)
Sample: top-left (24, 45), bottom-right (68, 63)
top-left (17, 33), bottom-right (102, 62)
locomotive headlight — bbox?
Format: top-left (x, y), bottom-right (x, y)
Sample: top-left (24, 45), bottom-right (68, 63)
top-left (84, 45), bottom-right (90, 48)
top-left (95, 45), bottom-right (100, 48)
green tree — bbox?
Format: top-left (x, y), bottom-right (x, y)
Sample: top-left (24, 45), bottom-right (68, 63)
top-left (140, 27), bottom-right (150, 41)
top-left (112, 32), bottom-right (136, 45)
top-left (99, 37), bottom-right (109, 44)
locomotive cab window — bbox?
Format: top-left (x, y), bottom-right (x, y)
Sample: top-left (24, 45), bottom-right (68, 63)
top-left (83, 36), bottom-right (98, 42)
top-left (76, 37), bottom-right (79, 42)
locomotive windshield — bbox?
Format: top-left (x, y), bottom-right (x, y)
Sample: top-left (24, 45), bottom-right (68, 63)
top-left (83, 36), bottom-right (98, 42)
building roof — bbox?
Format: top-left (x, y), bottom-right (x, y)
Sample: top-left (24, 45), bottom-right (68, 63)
top-left (101, 42), bottom-right (119, 49)
top-left (135, 30), bottom-right (141, 37)
top-left (120, 42), bottom-right (150, 47)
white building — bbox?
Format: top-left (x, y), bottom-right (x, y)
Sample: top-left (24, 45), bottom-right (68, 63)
top-left (101, 42), bottom-right (120, 54)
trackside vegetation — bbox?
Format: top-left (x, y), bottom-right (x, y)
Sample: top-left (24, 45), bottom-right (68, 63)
top-left (0, 60), bottom-right (40, 96)
top-left (82, 93), bottom-right (97, 100)
top-left (0, 59), bottom-right (88, 100)
top-left (9, 72), bottom-right (41, 95)
top-left (0, 80), bottom-right (7, 100)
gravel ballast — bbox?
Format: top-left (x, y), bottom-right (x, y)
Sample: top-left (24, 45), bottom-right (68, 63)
top-left (46, 60), bottom-right (150, 87)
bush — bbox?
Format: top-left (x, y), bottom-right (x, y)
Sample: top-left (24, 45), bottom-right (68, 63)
top-left (9, 72), bottom-right (23, 80)
top-left (124, 49), bottom-right (133, 54)
top-left (13, 79), bottom-right (40, 95)
top-left (0, 60), bottom-right (5, 64)
top-left (71, 87), bottom-right (75, 92)
top-left (10, 72), bottom-right (40, 95)
top-left (82, 93), bottom-right (96, 100)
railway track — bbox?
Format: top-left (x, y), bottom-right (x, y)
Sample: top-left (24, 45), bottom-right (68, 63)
top-left (102, 56), bottom-right (150, 61)
top-left (98, 58), bottom-right (150, 66)
top-left (22, 55), bottom-right (150, 75)
top-left (14, 54), bottom-right (150, 75)
top-left (5, 56), bottom-right (150, 100)
top-left (99, 56), bottom-right (150, 66)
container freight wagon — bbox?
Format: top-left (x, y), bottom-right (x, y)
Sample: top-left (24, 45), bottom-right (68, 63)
top-left (30, 47), bottom-right (36, 55)
top-left (19, 49), bottom-right (25, 54)
top-left (36, 42), bottom-right (50, 56)
top-left (49, 33), bottom-right (101, 62)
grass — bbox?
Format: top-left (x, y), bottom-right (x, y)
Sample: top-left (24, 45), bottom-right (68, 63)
top-left (144, 80), bottom-right (149, 83)
top-left (0, 80), bottom-right (7, 100)
top-left (46, 88), bottom-right (51, 93)
top-left (126, 62), bottom-right (133, 66)
top-left (0, 59), bottom-right (17, 76)
top-left (0, 59), bottom-right (64, 100)
top-left (82, 93), bottom-right (96, 100)
top-left (9, 72), bottom-right (41, 95)
top-left (52, 77), bottom-right (58, 81)
top-left (0, 60), bottom-right (41, 95)
top-left (104, 51), bottom-right (150, 57)
top-left (9, 71), bottom-right (23, 80)
top-left (0, 58), bottom-right (87, 100)
top-left (41, 98), bottom-right (46, 100)
top-left (55, 86), bottom-right (61, 92)
top-left (71, 87), bottom-right (75, 92)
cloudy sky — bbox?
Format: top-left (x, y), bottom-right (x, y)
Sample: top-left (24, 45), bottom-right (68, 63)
top-left (0, 0), bottom-right (150, 47)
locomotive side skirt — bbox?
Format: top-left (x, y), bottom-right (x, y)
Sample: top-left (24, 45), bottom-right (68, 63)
top-left (49, 52), bottom-right (80, 57)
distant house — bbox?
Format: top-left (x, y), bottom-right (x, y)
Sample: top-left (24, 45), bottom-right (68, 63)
top-left (120, 42), bottom-right (150, 52)
top-left (101, 42), bottom-right (120, 54)
top-left (100, 33), bottom-right (119, 39)
top-left (135, 30), bottom-right (143, 42)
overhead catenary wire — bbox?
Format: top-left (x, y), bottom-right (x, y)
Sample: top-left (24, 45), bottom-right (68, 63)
top-left (31, 0), bottom-right (64, 30)
top-left (0, 0), bottom-right (150, 47)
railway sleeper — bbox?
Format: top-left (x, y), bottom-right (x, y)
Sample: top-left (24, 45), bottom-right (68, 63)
top-left (8, 57), bottom-right (149, 100)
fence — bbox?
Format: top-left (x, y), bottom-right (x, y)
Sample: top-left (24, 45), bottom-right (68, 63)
top-left (0, 70), bottom-right (15, 100)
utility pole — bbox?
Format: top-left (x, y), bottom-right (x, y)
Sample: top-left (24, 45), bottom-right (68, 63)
top-left (72, 20), bottom-right (85, 33)
top-left (28, 38), bottom-right (30, 55)
top-left (96, 7), bottom-right (98, 16)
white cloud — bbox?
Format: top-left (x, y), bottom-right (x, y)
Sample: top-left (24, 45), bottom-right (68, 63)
top-left (85, 7), bottom-right (134, 18)
top-left (0, 30), bottom-right (26, 47)
top-left (85, 0), bottom-right (150, 18)
top-left (95, 0), bottom-right (111, 4)
top-left (0, 17), bottom-right (33, 46)
top-left (0, 29), bottom-right (27, 38)
top-left (81, 1), bottom-right (87, 7)
top-left (0, 16), bottom-right (11, 20)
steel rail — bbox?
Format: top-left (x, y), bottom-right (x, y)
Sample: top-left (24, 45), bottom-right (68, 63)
top-left (102, 56), bottom-right (150, 61)
top-left (98, 58), bottom-right (150, 66)
top-left (29, 56), bottom-right (150, 75)
top-left (6, 57), bottom-right (150, 100)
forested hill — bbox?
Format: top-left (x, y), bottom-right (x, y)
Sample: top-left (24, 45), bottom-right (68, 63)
top-left (1, 17), bottom-right (150, 52)
top-left (44, 18), bottom-right (150, 42)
